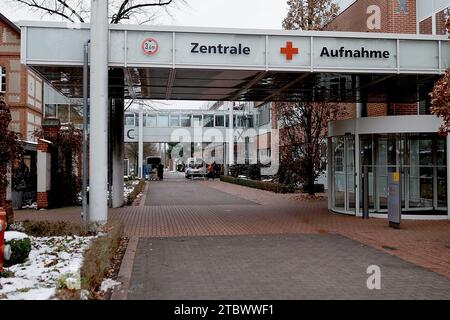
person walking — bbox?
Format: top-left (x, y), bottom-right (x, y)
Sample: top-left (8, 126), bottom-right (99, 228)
top-left (207, 162), bottom-right (215, 180)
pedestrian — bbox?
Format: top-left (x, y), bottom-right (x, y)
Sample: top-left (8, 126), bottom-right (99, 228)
top-left (207, 162), bottom-right (215, 180)
top-left (157, 163), bottom-right (164, 180)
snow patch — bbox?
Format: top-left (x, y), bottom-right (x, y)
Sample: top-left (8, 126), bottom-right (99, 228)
top-left (4, 231), bottom-right (29, 242)
top-left (0, 235), bottom-right (94, 300)
top-left (99, 278), bottom-right (121, 293)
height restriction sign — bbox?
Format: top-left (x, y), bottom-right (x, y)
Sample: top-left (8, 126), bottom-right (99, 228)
top-left (142, 38), bottom-right (159, 55)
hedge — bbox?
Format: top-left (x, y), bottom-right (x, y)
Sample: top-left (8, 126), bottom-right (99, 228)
top-left (126, 180), bottom-right (146, 205)
top-left (220, 176), bottom-right (293, 193)
top-left (80, 223), bottom-right (124, 295)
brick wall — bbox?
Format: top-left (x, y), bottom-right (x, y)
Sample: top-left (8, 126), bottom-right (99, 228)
top-left (436, 9), bottom-right (449, 35)
top-left (367, 103), bottom-right (388, 117)
top-left (389, 103), bottom-right (418, 115)
top-left (419, 16), bottom-right (433, 34)
top-left (325, 0), bottom-right (416, 34)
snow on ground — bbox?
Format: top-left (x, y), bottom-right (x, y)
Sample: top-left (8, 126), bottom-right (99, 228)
top-left (0, 235), bottom-right (94, 300)
top-left (99, 278), bottom-right (121, 293)
top-left (124, 179), bottom-right (141, 202)
top-left (4, 231), bottom-right (29, 241)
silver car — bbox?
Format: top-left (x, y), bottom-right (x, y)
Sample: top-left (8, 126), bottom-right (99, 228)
top-left (185, 158), bottom-right (206, 179)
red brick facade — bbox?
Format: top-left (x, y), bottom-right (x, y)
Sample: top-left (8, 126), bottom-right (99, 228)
top-left (436, 9), bottom-right (449, 35)
top-left (325, 0), bottom-right (416, 34)
top-left (325, 0), bottom-right (434, 118)
top-left (419, 16), bottom-right (433, 34)
top-left (37, 192), bottom-right (49, 209)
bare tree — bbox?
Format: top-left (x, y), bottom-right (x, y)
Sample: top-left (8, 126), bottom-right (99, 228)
top-left (430, 17), bottom-right (450, 134)
top-left (278, 0), bottom-right (341, 195)
top-left (277, 101), bottom-right (342, 194)
top-left (10, 0), bottom-right (186, 24)
top-left (282, 0), bottom-right (339, 31)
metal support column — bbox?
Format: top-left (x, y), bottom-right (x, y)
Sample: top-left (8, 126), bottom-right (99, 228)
top-left (89, 0), bottom-right (108, 224)
top-left (138, 107), bottom-right (144, 179)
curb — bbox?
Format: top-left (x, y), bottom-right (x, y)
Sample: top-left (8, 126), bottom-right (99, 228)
top-left (110, 236), bottom-right (139, 300)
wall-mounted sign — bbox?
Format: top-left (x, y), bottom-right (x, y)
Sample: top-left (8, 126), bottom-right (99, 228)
top-left (141, 38), bottom-right (159, 55)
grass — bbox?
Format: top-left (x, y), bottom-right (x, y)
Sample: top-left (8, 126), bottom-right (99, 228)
top-left (80, 223), bottom-right (125, 297)
top-left (126, 180), bottom-right (146, 205)
top-left (220, 175), bottom-right (293, 193)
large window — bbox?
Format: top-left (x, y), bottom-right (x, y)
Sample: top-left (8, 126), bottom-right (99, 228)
top-left (158, 114), bottom-right (169, 127)
top-left (0, 66), bottom-right (5, 93)
top-left (44, 104), bottom-right (57, 117)
top-left (125, 113), bottom-right (135, 126)
top-left (170, 114), bottom-right (180, 127)
top-left (215, 115), bottom-right (225, 127)
top-left (180, 114), bottom-right (191, 127)
top-left (204, 114), bottom-right (214, 127)
top-left (146, 114), bottom-right (157, 127)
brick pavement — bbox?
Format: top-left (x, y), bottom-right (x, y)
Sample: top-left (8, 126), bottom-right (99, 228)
top-left (127, 234), bottom-right (450, 300)
top-left (15, 173), bottom-right (450, 281)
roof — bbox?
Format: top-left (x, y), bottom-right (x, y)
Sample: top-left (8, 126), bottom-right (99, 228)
top-left (0, 11), bottom-right (21, 34)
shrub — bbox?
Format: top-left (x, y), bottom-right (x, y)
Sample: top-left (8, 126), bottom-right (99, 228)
top-left (19, 220), bottom-right (93, 237)
top-left (80, 223), bottom-right (124, 295)
top-left (229, 164), bottom-right (268, 180)
top-left (126, 180), bottom-right (146, 205)
top-left (220, 176), bottom-right (293, 193)
top-left (300, 183), bottom-right (325, 193)
top-left (4, 237), bottom-right (32, 267)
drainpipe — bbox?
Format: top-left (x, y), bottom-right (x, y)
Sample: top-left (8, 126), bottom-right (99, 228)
top-left (82, 40), bottom-right (90, 224)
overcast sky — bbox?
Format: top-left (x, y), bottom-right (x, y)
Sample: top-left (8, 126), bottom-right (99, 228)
top-left (2, 0), bottom-right (355, 109)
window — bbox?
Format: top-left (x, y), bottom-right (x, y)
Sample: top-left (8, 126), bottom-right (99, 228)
top-left (170, 114), bottom-right (180, 127)
top-left (0, 66), bottom-right (5, 93)
top-left (147, 114), bottom-right (157, 127)
top-left (125, 113), bottom-right (135, 126)
top-left (235, 115), bottom-right (245, 128)
top-left (215, 115), bottom-right (225, 127)
top-left (45, 104), bottom-right (57, 117)
top-left (192, 115), bottom-right (202, 127)
top-left (204, 114), bottom-right (214, 127)
top-left (58, 104), bottom-right (70, 123)
top-left (158, 114), bottom-right (169, 127)
top-left (70, 105), bottom-right (83, 125)
top-left (181, 114), bottom-right (191, 127)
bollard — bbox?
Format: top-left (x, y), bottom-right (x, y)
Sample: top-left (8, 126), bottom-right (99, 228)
top-left (0, 208), bottom-right (6, 272)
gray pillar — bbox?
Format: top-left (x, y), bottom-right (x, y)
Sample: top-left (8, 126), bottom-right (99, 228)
top-left (355, 76), bottom-right (362, 217)
top-left (138, 108), bottom-right (144, 179)
top-left (112, 99), bottom-right (124, 208)
top-left (89, 0), bottom-right (108, 224)
top-left (228, 102), bottom-right (234, 170)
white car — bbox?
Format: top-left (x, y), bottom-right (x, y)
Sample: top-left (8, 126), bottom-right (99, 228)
top-left (185, 158), bottom-right (206, 179)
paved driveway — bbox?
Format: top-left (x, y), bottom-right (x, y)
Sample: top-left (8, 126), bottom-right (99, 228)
top-left (127, 234), bottom-right (450, 300)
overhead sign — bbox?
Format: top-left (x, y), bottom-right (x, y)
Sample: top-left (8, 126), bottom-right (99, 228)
top-left (21, 23), bottom-right (449, 74)
top-left (190, 42), bottom-right (251, 55)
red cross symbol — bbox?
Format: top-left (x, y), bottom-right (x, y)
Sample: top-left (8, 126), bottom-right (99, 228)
top-left (280, 41), bottom-right (299, 60)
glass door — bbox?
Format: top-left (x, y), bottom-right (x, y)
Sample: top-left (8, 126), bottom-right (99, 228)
top-left (331, 135), bottom-right (355, 214)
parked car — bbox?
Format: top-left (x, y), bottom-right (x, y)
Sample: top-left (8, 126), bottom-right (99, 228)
top-left (185, 158), bottom-right (206, 179)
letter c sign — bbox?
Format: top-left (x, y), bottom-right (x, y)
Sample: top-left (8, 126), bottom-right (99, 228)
top-left (127, 128), bottom-right (136, 140)
top-left (142, 38), bottom-right (159, 55)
